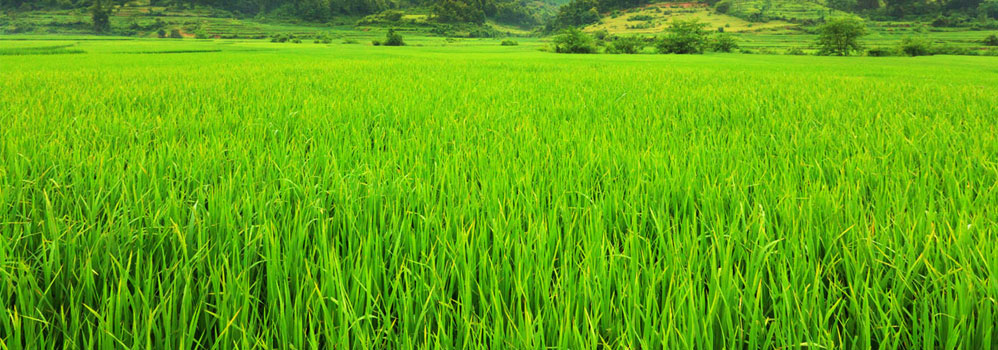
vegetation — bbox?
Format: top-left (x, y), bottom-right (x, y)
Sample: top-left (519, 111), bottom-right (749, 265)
top-left (607, 34), bottom-right (644, 53)
top-left (552, 27), bottom-right (597, 53)
top-left (899, 36), bottom-right (933, 56)
top-left (712, 32), bottom-right (738, 52)
top-left (657, 18), bottom-right (710, 54)
top-left (1, 38), bottom-right (997, 350)
top-left (383, 28), bottom-right (406, 46)
top-left (816, 17), bottom-right (867, 56)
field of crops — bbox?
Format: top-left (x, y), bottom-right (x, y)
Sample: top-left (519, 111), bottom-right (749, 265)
top-left (1, 39), bottom-right (997, 349)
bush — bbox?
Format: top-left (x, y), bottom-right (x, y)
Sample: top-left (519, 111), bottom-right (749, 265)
top-left (553, 27), bottom-right (597, 54)
top-left (372, 40), bottom-right (382, 46)
top-left (383, 28), bottom-right (405, 46)
top-left (169, 29), bottom-right (183, 39)
top-left (657, 19), bottom-right (709, 54)
top-left (157, 29), bottom-right (167, 38)
top-left (627, 14), bottom-right (654, 21)
top-left (608, 35), bottom-right (644, 54)
top-left (899, 37), bottom-right (932, 56)
top-left (500, 39), bottom-right (519, 46)
top-left (715, 0), bottom-right (732, 14)
top-left (866, 47), bottom-right (896, 56)
top-left (984, 34), bottom-right (998, 46)
top-left (785, 47), bottom-right (808, 55)
top-left (711, 33), bottom-right (738, 52)
top-left (271, 33), bottom-right (289, 43)
top-left (343, 39), bottom-right (359, 44)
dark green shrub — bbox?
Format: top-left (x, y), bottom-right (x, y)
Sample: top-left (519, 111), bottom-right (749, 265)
top-left (984, 34), bottom-right (998, 46)
top-left (383, 28), bottom-right (405, 46)
top-left (169, 29), bottom-right (183, 39)
top-left (501, 39), bottom-right (519, 46)
top-left (866, 47), bottom-right (896, 56)
top-left (899, 37), bottom-right (932, 56)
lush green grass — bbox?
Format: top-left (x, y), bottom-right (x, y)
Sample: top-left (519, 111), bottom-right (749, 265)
top-left (1, 39), bottom-right (997, 350)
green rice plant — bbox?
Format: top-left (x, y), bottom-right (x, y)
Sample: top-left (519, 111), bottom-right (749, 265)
top-left (0, 39), bottom-right (996, 350)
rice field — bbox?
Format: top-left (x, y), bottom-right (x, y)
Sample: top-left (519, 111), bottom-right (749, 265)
top-left (1, 39), bottom-right (997, 349)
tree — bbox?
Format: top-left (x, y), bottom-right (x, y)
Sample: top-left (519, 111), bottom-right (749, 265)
top-left (981, 0), bottom-right (998, 18)
top-left (657, 19), bottom-right (709, 54)
top-left (552, 27), bottom-right (597, 53)
top-left (816, 17), bottom-right (866, 56)
top-left (91, 0), bottom-right (112, 34)
top-left (550, 0), bottom-right (601, 30)
top-left (857, 0), bottom-right (880, 9)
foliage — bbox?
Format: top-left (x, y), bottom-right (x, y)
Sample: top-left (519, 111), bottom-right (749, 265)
top-left (982, 0), bottom-right (998, 19)
top-left (607, 35), bottom-right (643, 53)
top-left (984, 34), bottom-right (998, 46)
top-left (550, 0), bottom-right (601, 30)
top-left (816, 17), bottom-right (867, 56)
top-left (657, 19), bottom-right (710, 54)
top-left (711, 33), bottom-right (738, 52)
top-left (500, 39), bottom-right (519, 45)
top-left (714, 0), bottom-right (732, 14)
top-left (553, 27), bottom-right (597, 53)
top-left (383, 28), bottom-right (405, 46)
top-left (899, 37), bottom-right (933, 56)
top-left (90, 0), bottom-right (111, 34)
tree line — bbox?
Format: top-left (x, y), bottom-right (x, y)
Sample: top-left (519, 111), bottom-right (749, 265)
top-left (1, 0), bottom-right (545, 27)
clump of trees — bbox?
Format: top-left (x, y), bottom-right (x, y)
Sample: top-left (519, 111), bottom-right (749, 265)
top-left (656, 18), bottom-right (710, 54)
top-left (552, 27), bottom-right (597, 53)
top-left (552, 19), bottom-right (739, 55)
top-left (815, 17), bottom-right (866, 56)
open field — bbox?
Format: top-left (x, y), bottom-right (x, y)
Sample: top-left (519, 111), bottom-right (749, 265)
top-left (2, 38), bottom-right (998, 349)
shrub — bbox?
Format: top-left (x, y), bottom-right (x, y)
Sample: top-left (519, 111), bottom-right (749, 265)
top-left (169, 29), bottom-right (183, 39)
top-left (899, 37), bottom-right (932, 56)
top-left (383, 28), bottom-right (405, 46)
top-left (627, 14), bottom-right (654, 21)
top-left (785, 47), bottom-right (808, 55)
top-left (657, 19), bottom-right (709, 54)
top-left (592, 29), bottom-right (609, 40)
top-left (984, 34), bottom-right (998, 46)
top-left (866, 47), bottom-right (896, 56)
top-left (711, 33), bottom-right (738, 52)
top-left (372, 40), bottom-right (382, 46)
top-left (157, 29), bottom-right (166, 38)
top-left (715, 0), bottom-right (732, 14)
top-left (553, 27), bottom-right (597, 54)
top-left (271, 33), bottom-right (289, 43)
top-left (501, 39), bottom-right (519, 46)
top-left (608, 35), bottom-right (644, 54)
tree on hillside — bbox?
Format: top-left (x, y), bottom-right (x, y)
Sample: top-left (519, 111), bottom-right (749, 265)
top-left (90, 0), bottom-right (112, 33)
top-left (816, 17), bottom-right (866, 56)
top-left (549, 0), bottom-right (600, 30)
top-left (656, 18), bottom-right (709, 54)
top-left (856, 0), bottom-right (880, 9)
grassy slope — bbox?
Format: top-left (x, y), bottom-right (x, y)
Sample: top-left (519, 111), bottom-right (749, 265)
top-left (1, 38), bottom-right (998, 349)
top-left (585, 3), bottom-right (795, 34)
